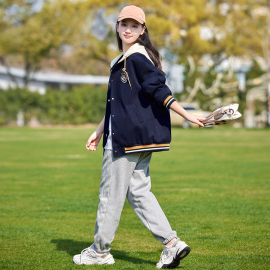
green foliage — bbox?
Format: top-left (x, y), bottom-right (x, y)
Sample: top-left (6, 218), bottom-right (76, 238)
top-left (177, 57), bottom-right (267, 121)
top-left (245, 59), bottom-right (266, 116)
top-left (2, 0), bottom-right (267, 77)
top-left (0, 0), bottom-right (89, 84)
top-left (246, 59), bottom-right (265, 82)
top-left (0, 1), bottom-right (269, 122)
top-left (179, 61), bottom-right (240, 110)
top-left (0, 86), bottom-right (107, 125)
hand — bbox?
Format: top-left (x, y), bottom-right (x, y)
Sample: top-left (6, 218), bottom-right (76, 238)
top-left (169, 102), bottom-right (204, 127)
top-left (185, 114), bottom-right (205, 127)
top-left (86, 131), bottom-right (102, 151)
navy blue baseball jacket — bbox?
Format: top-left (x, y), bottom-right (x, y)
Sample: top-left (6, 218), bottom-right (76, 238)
top-left (103, 43), bottom-right (176, 158)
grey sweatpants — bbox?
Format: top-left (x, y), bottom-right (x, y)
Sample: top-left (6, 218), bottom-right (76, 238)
top-left (94, 149), bottom-right (177, 252)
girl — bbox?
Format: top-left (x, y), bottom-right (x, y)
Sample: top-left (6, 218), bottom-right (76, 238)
top-left (73, 5), bottom-right (204, 269)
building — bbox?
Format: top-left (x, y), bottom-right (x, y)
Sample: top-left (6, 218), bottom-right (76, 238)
top-left (0, 66), bottom-right (109, 94)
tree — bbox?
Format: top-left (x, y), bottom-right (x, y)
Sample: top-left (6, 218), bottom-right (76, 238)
top-left (1, 1), bottom-right (268, 97)
top-left (0, 0), bottom-right (88, 86)
top-left (67, 0), bottom-right (212, 75)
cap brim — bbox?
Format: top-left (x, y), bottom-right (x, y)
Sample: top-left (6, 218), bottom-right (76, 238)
top-left (118, 15), bottom-right (144, 24)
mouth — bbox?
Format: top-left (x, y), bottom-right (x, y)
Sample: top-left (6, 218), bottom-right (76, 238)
top-left (124, 35), bottom-right (132, 39)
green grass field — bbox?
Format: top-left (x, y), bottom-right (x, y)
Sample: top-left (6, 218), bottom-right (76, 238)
top-left (0, 126), bottom-right (269, 270)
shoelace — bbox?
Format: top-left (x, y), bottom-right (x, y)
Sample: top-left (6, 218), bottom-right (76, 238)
top-left (159, 248), bottom-right (171, 263)
top-left (81, 246), bottom-right (108, 259)
top-left (159, 251), bottom-right (167, 263)
top-left (81, 247), bottom-right (92, 255)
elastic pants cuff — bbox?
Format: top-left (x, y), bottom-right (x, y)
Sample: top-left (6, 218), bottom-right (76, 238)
top-left (162, 231), bottom-right (178, 245)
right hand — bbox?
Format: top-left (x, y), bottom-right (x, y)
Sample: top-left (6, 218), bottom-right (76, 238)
top-left (86, 131), bottom-right (102, 151)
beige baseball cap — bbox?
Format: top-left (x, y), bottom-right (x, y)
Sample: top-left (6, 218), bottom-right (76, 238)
top-left (118, 5), bottom-right (146, 24)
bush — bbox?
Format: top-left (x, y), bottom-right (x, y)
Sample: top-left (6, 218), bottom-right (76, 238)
top-left (0, 85), bottom-right (107, 125)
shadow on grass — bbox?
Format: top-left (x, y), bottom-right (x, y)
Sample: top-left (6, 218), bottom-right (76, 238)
top-left (51, 239), bottom-right (157, 266)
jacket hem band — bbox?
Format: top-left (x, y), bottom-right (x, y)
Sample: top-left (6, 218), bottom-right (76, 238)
top-left (124, 143), bottom-right (170, 154)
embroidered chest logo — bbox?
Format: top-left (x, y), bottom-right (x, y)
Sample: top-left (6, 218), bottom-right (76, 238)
top-left (120, 71), bottom-right (128, 83)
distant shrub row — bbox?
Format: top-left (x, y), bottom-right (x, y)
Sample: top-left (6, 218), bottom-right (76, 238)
top-left (0, 85), bottom-right (107, 125)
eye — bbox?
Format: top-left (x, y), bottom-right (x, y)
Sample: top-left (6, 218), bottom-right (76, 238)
top-left (133, 25), bottom-right (138, 28)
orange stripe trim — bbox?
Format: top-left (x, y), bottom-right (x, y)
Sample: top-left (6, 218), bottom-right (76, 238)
top-left (163, 96), bottom-right (172, 106)
top-left (125, 144), bottom-right (170, 151)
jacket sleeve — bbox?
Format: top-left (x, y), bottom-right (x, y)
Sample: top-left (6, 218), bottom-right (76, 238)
top-left (129, 53), bottom-right (176, 108)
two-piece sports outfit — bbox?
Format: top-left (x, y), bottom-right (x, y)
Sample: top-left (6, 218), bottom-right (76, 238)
top-left (73, 42), bottom-right (190, 268)
top-left (96, 43), bottom-right (177, 252)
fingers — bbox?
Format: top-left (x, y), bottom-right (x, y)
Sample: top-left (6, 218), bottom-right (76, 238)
top-left (198, 121), bottom-right (204, 127)
top-left (193, 116), bottom-right (205, 127)
top-left (197, 117), bottom-right (206, 121)
top-left (190, 117), bottom-right (204, 127)
top-left (86, 139), bottom-right (92, 150)
top-left (86, 142), bottom-right (98, 151)
top-left (89, 145), bottom-right (98, 151)
top-left (86, 136), bottom-right (97, 151)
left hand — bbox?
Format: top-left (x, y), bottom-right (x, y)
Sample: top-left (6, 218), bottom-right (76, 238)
top-left (169, 101), bottom-right (205, 127)
top-left (185, 114), bottom-right (205, 127)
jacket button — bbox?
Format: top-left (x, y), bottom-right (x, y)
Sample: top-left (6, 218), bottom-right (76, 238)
top-left (108, 83), bottom-right (110, 86)
top-left (115, 151), bottom-right (117, 153)
top-left (111, 79), bottom-right (113, 82)
top-left (112, 98), bottom-right (114, 100)
top-left (113, 133), bottom-right (114, 135)
top-left (108, 99), bottom-right (110, 102)
top-left (112, 115), bottom-right (114, 117)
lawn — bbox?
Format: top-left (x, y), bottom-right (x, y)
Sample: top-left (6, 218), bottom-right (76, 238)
top-left (0, 126), bottom-right (269, 269)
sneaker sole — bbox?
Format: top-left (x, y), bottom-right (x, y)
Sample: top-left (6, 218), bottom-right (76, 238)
top-left (73, 256), bottom-right (115, 265)
top-left (161, 246), bottom-right (191, 269)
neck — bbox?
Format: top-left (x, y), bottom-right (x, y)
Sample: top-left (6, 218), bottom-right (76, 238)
top-left (122, 42), bottom-right (135, 54)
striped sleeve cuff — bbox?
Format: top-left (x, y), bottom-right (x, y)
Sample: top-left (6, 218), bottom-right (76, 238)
top-left (163, 95), bottom-right (176, 108)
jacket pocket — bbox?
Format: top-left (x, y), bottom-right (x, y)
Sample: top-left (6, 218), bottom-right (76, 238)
top-left (128, 104), bottom-right (144, 125)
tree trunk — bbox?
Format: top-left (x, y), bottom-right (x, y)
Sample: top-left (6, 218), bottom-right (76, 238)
top-left (23, 61), bottom-right (31, 87)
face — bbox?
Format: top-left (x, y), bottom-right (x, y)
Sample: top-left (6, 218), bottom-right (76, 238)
top-left (116, 18), bottom-right (145, 46)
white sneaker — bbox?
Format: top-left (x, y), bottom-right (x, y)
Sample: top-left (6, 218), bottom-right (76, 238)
top-left (156, 239), bottom-right (190, 269)
top-left (73, 244), bottom-right (115, 265)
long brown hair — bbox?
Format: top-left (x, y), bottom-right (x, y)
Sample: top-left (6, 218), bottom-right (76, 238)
top-left (116, 22), bottom-right (165, 76)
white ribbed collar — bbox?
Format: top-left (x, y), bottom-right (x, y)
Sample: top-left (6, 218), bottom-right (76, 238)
top-left (110, 43), bottom-right (154, 68)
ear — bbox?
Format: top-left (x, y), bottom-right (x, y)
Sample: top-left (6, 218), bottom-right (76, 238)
top-left (140, 26), bottom-right (145, 35)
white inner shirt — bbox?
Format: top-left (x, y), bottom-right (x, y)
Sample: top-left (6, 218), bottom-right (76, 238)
top-left (104, 115), bottom-right (112, 150)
